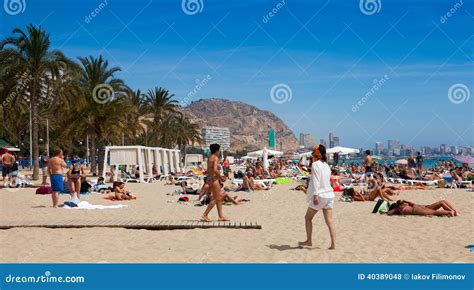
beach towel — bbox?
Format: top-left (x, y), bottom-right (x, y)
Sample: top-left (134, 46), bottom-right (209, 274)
top-left (103, 195), bottom-right (136, 201)
top-left (372, 199), bottom-right (391, 214)
top-left (64, 201), bottom-right (128, 210)
top-left (275, 177), bottom-right (291, 184)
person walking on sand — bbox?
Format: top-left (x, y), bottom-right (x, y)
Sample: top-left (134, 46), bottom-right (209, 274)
top-left (48, 149), bottom-right (68, 208)
top-left (201, 144), bottom-right (229, 222)
top-left (299, 144), bottom-right (336, 250)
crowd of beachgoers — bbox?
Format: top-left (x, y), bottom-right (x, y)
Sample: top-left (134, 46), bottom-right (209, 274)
top-left (1, 144), bottom-right (472, 251)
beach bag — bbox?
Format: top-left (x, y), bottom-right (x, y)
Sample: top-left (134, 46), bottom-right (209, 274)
top-left (372, 199), bottom-right (390, 214)
top-left (36, 186), bottom-right (52, 195)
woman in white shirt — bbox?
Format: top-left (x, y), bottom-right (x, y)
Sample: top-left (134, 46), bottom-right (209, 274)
top-left (299, 144), bottom-right (336, 249)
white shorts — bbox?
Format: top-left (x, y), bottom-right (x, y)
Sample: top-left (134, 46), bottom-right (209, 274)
top-left (42, 167), bottom-right (48, 175)
top-left (308, 197), bottom-right (334, 210)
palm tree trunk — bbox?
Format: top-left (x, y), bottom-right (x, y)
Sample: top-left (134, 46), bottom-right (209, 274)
top-left (97, 137), bottom-right (105, 176)
top-left (90, 134), bottom-right (96, 175)
top-left (31, 81), bottom-right (40, 180)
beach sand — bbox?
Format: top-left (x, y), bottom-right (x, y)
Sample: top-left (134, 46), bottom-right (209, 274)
top-left (0, 181), bottom-right (472, 263)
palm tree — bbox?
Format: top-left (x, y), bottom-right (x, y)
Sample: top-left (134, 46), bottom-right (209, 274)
top-left (0, 24), bottom-right (76, 179)
top-left (142, 87), bottom-right (179, 146)
top-left (74, 55), bottom-right (129, 175)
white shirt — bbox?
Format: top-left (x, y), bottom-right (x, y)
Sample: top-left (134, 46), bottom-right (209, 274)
top-left (306, 160), bottom-right (334, 200)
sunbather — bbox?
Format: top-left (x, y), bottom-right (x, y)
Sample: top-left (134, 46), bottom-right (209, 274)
top-left (345, 185), bottom-right (395, 202)
top-left (386, 199), bottom-right (459, 217)
top-left (93, 176), bottom-right (112, 193)
top-left (113, 182), bottom-right (133, 200)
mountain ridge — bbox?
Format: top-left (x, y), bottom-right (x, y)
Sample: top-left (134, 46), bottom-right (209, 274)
top-left (182, 98), bottom-right (299, 152)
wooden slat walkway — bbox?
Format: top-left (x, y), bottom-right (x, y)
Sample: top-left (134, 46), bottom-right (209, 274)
top-left (0, 219), bottom-right (262, 230)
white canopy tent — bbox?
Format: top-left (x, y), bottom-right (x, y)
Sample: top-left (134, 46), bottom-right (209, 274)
top-left (326, 146), bottom-right (360, 155)
top-left (247, 148), bottom-right (284, 158)
top-left (103, 146), bottom-right (181, 182)
top-left (299, 146), bottom-right (360, 158)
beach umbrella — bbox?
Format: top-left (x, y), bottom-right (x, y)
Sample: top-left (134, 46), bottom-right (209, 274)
top-left (326, 146), bottom-right (360, 155)
top-left (454, 155), bottom-right (474, 165)
top-left (396, 159), bottom-right (408, 165)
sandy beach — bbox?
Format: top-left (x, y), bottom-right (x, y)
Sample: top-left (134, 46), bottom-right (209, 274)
top-left (0, 181), bottom-right (472, 263)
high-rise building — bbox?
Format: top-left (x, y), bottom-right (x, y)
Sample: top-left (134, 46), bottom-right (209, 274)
top-left (299, 133), bottom-right (316, 149)
top-left (304, 134), bottom-right (316, 148)
top-left (375, 142), bottom-right (384, 155)
top-left (329, 132), bottom-right (339, 148)
top-left (440, 144), bottom-right (447, 155)
top-left (450, 146), bottom-right (459, 155)
top-left (201, 127), bottom-right (231, 151)
top-left (387, 140), bottom-right (401, 156)
top-left (320, 139), bottom-right (326, 147)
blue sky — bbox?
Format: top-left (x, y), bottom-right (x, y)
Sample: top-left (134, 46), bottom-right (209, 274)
top-left (2, 0), bottom-right (473, 149)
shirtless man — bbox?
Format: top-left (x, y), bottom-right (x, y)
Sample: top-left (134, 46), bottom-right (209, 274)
top-left (1, 148), bottom-right (15, 186)
top-left (363, 150), bottom-right (373, 177)
top-left (201, 144), bottom-right (229, 222)
top-left (48, 149), bottom-right (68, 208)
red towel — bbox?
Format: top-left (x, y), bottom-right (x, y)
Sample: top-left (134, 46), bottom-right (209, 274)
top-left (103, 195), bottom-right (136, 201)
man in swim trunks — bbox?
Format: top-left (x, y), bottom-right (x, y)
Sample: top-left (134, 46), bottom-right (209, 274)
top-left (1, 148), bottom-right (15, 186)
top-left (201, 143), bottom-right (229, 222)
top-left (48, 149), bottom-right (68, 208)
top-left (363, 150), bottom-right (373, 177)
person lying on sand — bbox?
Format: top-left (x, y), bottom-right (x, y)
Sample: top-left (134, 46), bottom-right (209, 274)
top-left (93, 176), bottom-right (112, 194)
top-left (345, 184), bottom-right (396, 202)
top-left (386, 199), bottom-right (459, 217)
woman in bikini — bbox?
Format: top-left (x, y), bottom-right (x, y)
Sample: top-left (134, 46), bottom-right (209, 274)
top-left (201, 144), bottom-right (228, 222)
top-left (330, 168), bottom-right (344, 192)
top-left (386, 199), bottom-right (459, 217)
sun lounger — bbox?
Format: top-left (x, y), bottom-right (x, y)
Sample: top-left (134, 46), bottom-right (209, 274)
top-left (232, 178), bottom-right (276, 189)
top-left (121, 171), bottom-right (152, 183)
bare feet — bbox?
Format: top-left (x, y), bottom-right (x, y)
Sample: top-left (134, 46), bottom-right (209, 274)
top-left (201, 215), bottom-right (211, 222)
top-left (218, 216), bottom-right (230, 221)
top-left (328, 244), bottom-right (336, 250)
top-left (298, 240), bottom-right (312, 247)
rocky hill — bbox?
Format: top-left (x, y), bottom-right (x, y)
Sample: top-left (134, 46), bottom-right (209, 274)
top-left (182, 98), bottom-right (299, 152)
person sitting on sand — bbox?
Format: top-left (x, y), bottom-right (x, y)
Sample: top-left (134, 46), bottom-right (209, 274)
top-left (330, 168), bottom-right (344, 192)
top-left (166, 175), bottom-right (178, 185)
top-left (113, 182), bottom-right (133, 200)
top-left (386, 199), bottom-right (459, 217)
top-left (79, 176), bottom-right (92, 193)
top-left (450, 167), bottom-right (463, 189)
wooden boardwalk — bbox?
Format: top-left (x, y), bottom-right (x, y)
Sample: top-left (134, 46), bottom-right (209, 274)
top-left (0, 219), bottom-right (262, 230)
